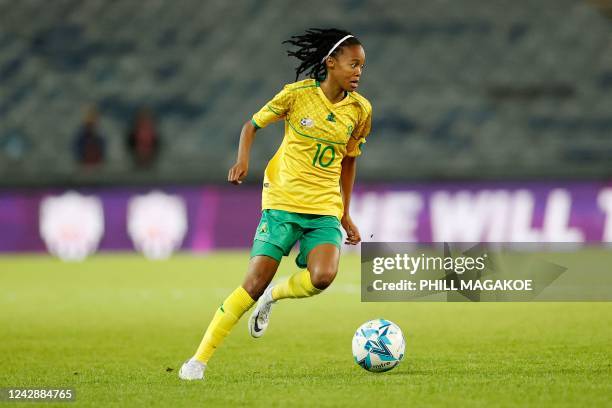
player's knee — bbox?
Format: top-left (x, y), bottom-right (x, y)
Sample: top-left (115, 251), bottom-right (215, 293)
top-left (243, 257), bottom-right (278, 300)
top-left (242, 280), bottom-right (266, 301)
top-left (242, 272), bottom-right (269, 301)
top-left (310, 266), bottom-right (337, 290)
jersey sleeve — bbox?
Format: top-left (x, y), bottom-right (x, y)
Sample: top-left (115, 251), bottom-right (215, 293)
top-left (251, 84), bottom-right (295, 129)
top-left (346, 105), bottom-right (372, 158)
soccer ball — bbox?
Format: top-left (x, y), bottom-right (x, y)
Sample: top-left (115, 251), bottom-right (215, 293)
top-left (352, 319), bottom-right (405, 372)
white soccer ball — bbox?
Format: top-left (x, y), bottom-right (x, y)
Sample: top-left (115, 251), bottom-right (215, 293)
top-left (352, 319), bottom-right (405, 372)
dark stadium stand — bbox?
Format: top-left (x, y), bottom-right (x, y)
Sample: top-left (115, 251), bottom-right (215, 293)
top-left (0, 0), bottom-right (611, 185)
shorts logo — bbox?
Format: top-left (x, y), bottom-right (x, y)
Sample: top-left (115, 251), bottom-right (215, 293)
top-left (300, 117), bottom-right (314, 128)
top-left (260, 222), bottom-right (268, 233)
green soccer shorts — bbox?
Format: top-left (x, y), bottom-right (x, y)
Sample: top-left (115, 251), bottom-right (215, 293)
top-left (250, 209), bottom-right (343, 268)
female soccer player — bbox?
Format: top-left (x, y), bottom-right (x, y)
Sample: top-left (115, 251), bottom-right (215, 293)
top-left (180, 28), bottom-right (371, 380)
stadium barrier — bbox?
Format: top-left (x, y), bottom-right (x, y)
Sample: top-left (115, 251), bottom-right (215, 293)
top-left (1, 182), bottom-right (611, 259)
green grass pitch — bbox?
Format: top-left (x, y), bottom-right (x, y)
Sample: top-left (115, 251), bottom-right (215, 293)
top-left (1, 252), bottom-right (610, 407)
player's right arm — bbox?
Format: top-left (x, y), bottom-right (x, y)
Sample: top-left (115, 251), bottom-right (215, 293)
top-left (228, 83), bottom-right (296, 185)
top-left (228, 120), bottom-right (257, 185)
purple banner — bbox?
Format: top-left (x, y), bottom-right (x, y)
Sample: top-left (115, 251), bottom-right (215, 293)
top-left (1, 181), bottom-right (611, 254)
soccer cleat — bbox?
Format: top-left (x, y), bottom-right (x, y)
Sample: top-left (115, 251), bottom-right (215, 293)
top-left (248, 285), bottom-right (276, 338)
top-left (178, 358), bottom-right (206, 380)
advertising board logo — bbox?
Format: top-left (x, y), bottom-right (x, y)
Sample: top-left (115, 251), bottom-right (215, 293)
top-left (127, 191), bottom-right (187, 260)
top-left (39, 191), bottom-right (104, 261)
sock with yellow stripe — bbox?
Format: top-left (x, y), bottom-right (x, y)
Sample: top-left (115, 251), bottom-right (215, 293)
top-left (271, 270), bottom-right (322, 300)
top-left (193, 286), bottom-right (255, 364)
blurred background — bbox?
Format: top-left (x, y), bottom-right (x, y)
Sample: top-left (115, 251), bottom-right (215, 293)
top-left (2, 5), bottom-right (611, 405)
top-left (1, 0), bottom-right (612, 257)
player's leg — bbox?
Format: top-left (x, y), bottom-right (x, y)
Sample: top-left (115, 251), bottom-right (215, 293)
top-left (193, 255), bottom-right (279, 359)
top-left (271, 243), bottom-right (340, 300)
top-left (247, 242), bottom-right (288, 338)
top-left (248, 211), bottom-right (342, 338)
top-left (306, 243), bottom-right (340, 289)
top-left (179, 255), bottom-right (279, 380)
top-left (271, 221), bottom-right (342, 301)
top-left (241, 254), bottom-right (281, 300)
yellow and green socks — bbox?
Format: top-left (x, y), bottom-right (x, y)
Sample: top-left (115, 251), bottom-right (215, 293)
top-left (271, 270), bottom-right (322, 300)
top-left (192, 271), bottom-right (322, 364)
top-left (193, 286), bottom-right (255, 364)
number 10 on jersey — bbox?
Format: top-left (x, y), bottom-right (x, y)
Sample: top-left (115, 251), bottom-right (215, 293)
top-left (312, 143), bottom-right (336, 168)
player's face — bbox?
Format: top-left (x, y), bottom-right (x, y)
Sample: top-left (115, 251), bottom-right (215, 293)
top-left (331, 44), bottom-right (366, 92)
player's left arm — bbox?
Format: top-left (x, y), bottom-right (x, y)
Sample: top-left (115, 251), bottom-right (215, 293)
top-left (341, 101), bottom-right (372, 245)
top-left (340, 156), bottom-right (361, 245)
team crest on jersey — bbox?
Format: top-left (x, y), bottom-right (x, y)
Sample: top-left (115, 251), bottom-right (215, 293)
top-left (326, 113), bottom-right (336, 122)
top-left (300, 117), bottom-right (314, 128)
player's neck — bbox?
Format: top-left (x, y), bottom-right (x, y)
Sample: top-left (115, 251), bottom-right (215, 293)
top-left (319, 79), bottom-right (346, 104)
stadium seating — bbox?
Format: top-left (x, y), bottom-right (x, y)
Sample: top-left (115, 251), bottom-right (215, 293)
top-left (0, 0), bottom-right (611, 184)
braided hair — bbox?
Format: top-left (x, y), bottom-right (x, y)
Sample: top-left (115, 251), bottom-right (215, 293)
top-left (283, 28), bottom-right (361, 81)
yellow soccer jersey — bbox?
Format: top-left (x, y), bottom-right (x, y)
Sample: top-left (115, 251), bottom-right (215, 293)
top-left (251, 78), bottom-right (372, 220)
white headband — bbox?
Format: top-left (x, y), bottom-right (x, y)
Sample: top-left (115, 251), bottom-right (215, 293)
top-left (321, 35), bottom-right (354, 63)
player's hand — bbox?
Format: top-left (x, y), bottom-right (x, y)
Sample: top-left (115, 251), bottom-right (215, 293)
top-left (228, 161), bottom-right (248, 185)
top-left (341, 214), bottom-right (361, 245)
